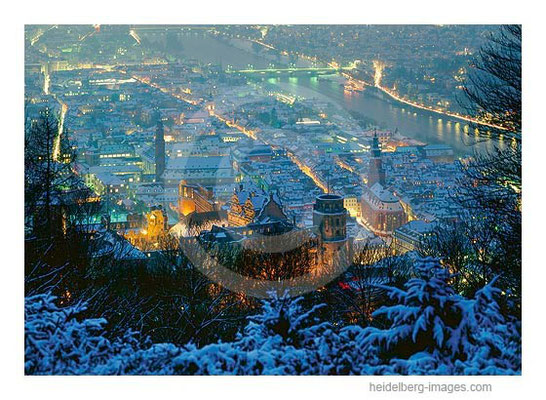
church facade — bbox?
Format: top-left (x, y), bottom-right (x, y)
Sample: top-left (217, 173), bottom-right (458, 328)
top-left (361, 133), bottom-right (406, 236)
top-left (361, 183), bottom-right (406, 236)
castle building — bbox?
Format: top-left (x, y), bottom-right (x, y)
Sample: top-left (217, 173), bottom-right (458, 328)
top-left (197, 187), bottom-right (294, 244)
top-left (313, 194), bottom-right (351, 268)
top-left (197, 193), bottom-right (354, 276)
top-left (178, 181), bottom-right (215, 217)
top-left (227, 185), bottom-right (287, 227)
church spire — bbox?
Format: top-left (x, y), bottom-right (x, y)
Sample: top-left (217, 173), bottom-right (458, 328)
top-left (154, 110), bottom-right (165, 184)
top-left (371, 129), bottom-right (381, 158)
top-left (368, 130), bottom-right (386, 187)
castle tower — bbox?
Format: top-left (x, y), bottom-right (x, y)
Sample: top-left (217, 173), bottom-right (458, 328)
top-left (155, 113), bottom-right (166, 184)
top-left (313, 194), bottom-right (350, 269)
top-left (368, 132), bottom-right (386, 187)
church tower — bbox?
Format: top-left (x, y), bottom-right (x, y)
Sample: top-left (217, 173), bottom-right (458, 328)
top-left (368, 132), bottom-right (385, 187)
top-left (155, 112), bottom-right (166, 184)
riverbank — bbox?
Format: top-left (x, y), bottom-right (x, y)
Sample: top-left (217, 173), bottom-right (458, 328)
top-left (174, 31), bottom-right (496, 156)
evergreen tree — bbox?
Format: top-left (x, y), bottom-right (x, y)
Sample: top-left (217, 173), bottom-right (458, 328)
top-left (360, 258), bottom-right (520, 374)
top-left (455, 25), bottom-right (522, 309)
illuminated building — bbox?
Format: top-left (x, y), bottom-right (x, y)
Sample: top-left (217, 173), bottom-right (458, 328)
top-left (228, 185), bottom-right (287, 227)
top-left (313, 194), bottom-right (351, 267)
top-left (167, 137), bottom-right (229, 158)
top-left (343, 195), bottom-right (361, 218)
top-left (162, 156), bottom-right (235, 187)
top-left (392, 220), bottom-right (436, 254)
top-left (361, 183), bottom-right (406, 236)
top-left (182, 110), bottom-right (210, 124)
top-left (145, 206), bottom-right (169, 241)
top-left (97, 143), bottom-right (135, 160)
top-left (364, 129), bottom-right (392, 144)
top-left (361, 133), bottom-right (406, 236)
top-left (133, 183), bottom-right (178, 208)
top-left (85, 171), bottom-right (127, 196)
top-left (232, 144), bottom-right (274, 167)
top-left (197, 186), bottom-right (295, 245)
top-left (422, 144), bottom-right (455, 163)
top-left (124, 206), bottom-right (170, 250)
top-left (178, 181), bottom-right (215, 217)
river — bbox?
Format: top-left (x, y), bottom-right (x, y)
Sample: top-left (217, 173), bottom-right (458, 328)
top-left (169, 31), bottom-right (497, 156)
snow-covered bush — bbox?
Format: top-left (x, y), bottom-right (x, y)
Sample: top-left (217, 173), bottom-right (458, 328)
top-left (107, 296), bottom-right (335, 375)
top-left (25, 293), bottom-right (142, 375)
top-left (25, 259), bottom-right (521, 375)
top-left (358, 258), bottom-right (521, 374)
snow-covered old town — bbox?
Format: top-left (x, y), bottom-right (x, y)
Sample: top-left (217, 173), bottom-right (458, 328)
top-left (24, 23), bottom-right (521, 376)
